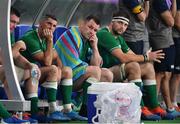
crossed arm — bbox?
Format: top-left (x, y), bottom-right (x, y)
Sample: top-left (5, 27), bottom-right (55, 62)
top-left (12, 41), bottom-right (33, 69)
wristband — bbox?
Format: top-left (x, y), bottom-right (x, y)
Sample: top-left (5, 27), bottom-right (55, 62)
top-left (143, 54), bottom-right (148, 62)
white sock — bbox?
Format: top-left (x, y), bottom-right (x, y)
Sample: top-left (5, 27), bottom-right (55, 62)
top-left (49, 102), bottom-right (57, 113)
top-left (168, 107), bottom-right (175, 112)
top-left (172, 101), bottom-right (178, 107)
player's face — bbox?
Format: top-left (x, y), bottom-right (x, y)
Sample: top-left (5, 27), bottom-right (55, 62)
top-left (41, 18), bottom-right (57, 33)
top-left (81, 19), bottom-right (100, 40)
top-left (112, 21), bottom-right (128, 35)
top-left (10, 14), bottom-right (20, 32)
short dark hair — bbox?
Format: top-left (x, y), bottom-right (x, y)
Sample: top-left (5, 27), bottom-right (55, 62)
top-left (10, 7), bottom-right (21, 17)
top-left (112, 9), bottom-right (130, 20)
top-left (85, 15), bottom-right (100, 25)
top-left (40, 14), bottom-right (57, 22)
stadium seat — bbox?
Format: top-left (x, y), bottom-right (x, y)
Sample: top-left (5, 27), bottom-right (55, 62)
top-left (14, 24), bottom-right (32, 41)
top-left (15, 25), bottom-right (67, 44)
top-left (13, 25), bottom-right (76, 107)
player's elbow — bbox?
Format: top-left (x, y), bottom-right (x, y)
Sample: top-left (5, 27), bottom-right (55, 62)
top-left (164, 18), bottom-right (174, 27)
top-left (166, 20), bottom-right (174, 27)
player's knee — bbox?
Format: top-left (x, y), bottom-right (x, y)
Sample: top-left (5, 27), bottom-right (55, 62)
top-left (144, 63), bottom-right (155, 74)
top-left (164, 72), bottom-right (172, 80)
top-left (88, 66), bottom-right (101, 79)
top-left (46, 65), bottom-right (59, 80)
top-left (50, 65), bottom-right (58, 74)
top-left (175, 74), bottom-right (180, 80)
top-left (92, 66), bottom-right (101, 75)
top-left (62, 66), bottom-right (72, 78)
top-left (101, 68), bottom-right (113, 82)
top-left (126, 62), bottom-right (141, 74)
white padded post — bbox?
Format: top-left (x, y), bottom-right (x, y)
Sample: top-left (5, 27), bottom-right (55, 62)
top-left (0, 0), bottom-right (24, 100)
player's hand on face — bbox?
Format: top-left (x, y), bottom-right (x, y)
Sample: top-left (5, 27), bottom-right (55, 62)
top-left (89, 34), bottom-right (98, 48)
top-left (43, 28), bottom-right (53, 42)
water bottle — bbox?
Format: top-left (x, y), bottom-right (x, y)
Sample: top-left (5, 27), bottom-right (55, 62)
top-left (31, 66), bottom-right (39, 85)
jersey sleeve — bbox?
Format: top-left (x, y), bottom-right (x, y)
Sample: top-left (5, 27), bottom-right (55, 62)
top-left (97, 31), bottom-right (121, 53)
top-left (21, 32), bottom-right (42, 56)
top-left (118, 36), bottom-right (130, 53)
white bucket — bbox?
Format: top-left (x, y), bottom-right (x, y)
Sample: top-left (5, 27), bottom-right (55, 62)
top-left (87, 82), bottom-right (141, 123)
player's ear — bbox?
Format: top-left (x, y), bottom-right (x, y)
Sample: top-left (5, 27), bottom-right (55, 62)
top-left (79, 19), bottom-right (85, 28)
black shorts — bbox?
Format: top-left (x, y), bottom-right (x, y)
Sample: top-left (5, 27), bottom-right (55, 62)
top-left (154, 45), bottom-right (175, 72)
top-left (174, 38), bottom-right (180, 74)
top-left (126, 40), bottom-right (144, 55)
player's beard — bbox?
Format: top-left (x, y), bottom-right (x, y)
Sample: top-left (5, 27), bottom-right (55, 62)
top-left (112, 28), bottom-right (120, 36)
